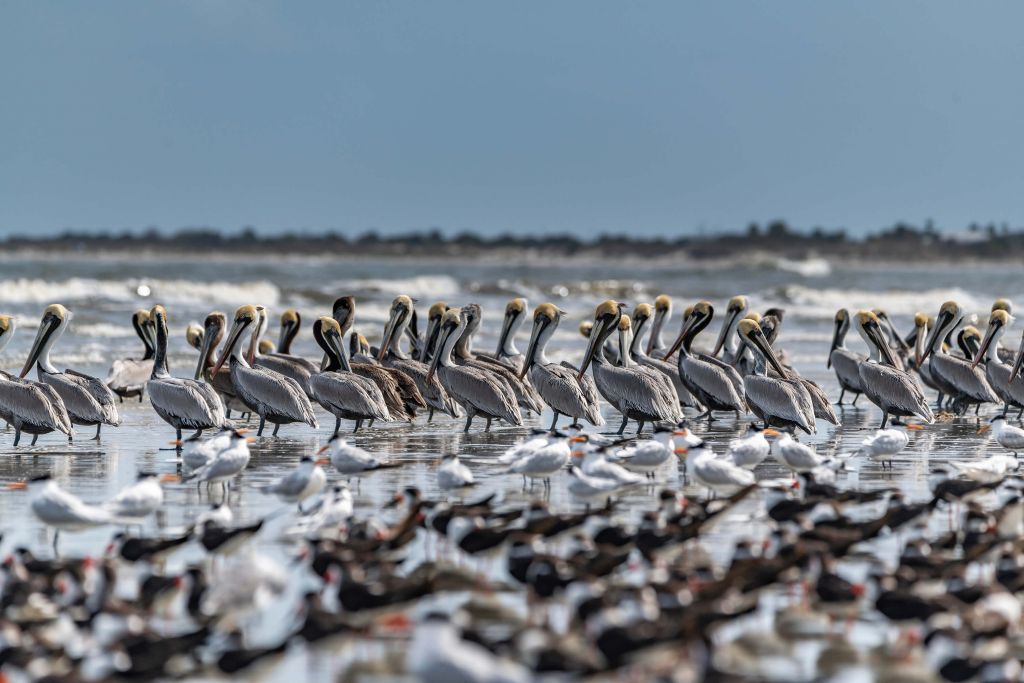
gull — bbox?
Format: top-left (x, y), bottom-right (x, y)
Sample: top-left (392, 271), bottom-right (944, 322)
top-left (294, 484), bottom-right (354, 538)
top-left (727, 424), bottom-right (780, 470)
top-left (8, 474), bottom-right (118, 552)
top-left (978, 416), bottom-right (1024, 456)
top-left (949, 454), bottom-right (1020, 483)
top-left (183, 430), bottom-right (254, 494)
top-left (687, 441), bottom-right (756, 497)
top-left (612, 425), bottom-right (689, 479)
top-left (105, 471), bottom-right (179, 522)
top-left (259, 456), bottom-right (328, 510)
top-left (506, 432), bottom-right (572, 488)
top-left (318, 434), bottom-right (399, 477)
top-left (859, 420), bottom-right (922, 468)
top-left (498, 429), bottom-right (551, 465)
top-left (768, 430), bottom-right (825, 475)
top-left (437, 453), bottom-right (475, 490)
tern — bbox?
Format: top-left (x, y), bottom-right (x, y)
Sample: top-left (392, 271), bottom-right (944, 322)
top-left (437, 453), bottom-right (475, 490)
top-left (259, 455), bottom-right (328, 510)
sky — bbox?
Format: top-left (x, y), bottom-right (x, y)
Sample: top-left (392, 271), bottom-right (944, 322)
top-left (2, 2), bottom-right (1024, 238)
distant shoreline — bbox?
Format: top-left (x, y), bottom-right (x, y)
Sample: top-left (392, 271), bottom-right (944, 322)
top-left (2, 221), bottom-right (1024, 264)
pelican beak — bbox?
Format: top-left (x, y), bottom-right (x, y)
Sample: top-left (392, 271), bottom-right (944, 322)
top-left (211, 318), bottom-right (249, 377)
top-left (496, 309), bottom-right (517, 360)
top-left (520, 315), bottom-right (548, 380)
top-left (159, 474), bottom-right (180, 483)
top-left (6, 481), bottom-right (26, 490)
top-left (920, 310), bottom-right (952, 365)
top-left (748, 327), bottom-right (788, 378)
top-left (827, 316), bottom-right (844, 369)
top-left (578, 314), bottom-right (615, 381)
top-left (378, 308), bottom-right (401, 362)
top-left (325, 330), bottom-right (352, 372)
top-left (646, 308), bottom-right (665, 356)
top-left (277, 317), bottom-right (297, 353)
top-left (20, 312), bottom-right (61, 378)
top-left (195, 321), bottom-right (217, 381)
top-left (666, 312), bottom-right (699, 358)
top-left (866, 321), bottom-right (899, 367)
top-left (712, 307), bottom-right (740, 358)
top-left (972, 318), bottom-right (1002, 369)
top-left (426, 321), bottom-right (457, 384)
top-left (1011, 332), bottom-right (1024, 380)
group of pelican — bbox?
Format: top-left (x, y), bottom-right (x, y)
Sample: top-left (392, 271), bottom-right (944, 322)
top-left (2, 294), bottom-right (1024, 446)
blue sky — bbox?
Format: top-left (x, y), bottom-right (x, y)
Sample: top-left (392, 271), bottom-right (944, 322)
top-left (2, 2), bottom-right (1023, 238)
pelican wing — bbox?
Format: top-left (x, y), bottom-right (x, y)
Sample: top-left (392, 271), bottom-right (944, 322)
top-left (680, 357), bottom-right (746, 410)
top-left (466, 359), bottom-right (544, 414)
top-left (0, 376), bottom-right (73, 435)
top-left (104, 358), bottom-right (154, 394)
top-left (932, 354), bottom-right (1001, 403)
top-left (310, 372), bottom-right (392, 421)
top-left (830, 349), bottom-right (865, 393)
top-left (639, 356), bottom-right (701, 408)
top-left (384, 367), bottom-right (427, 409)
top-left (800, 378), bottom-right (840, 425)
top-left (859, 362), bottom-right (935, 423)
top-left (531, 363), bottom-right (604, 425)
top-left (744, 375), bottom-right (814, 432)
top-left (255, 355), bottom-right (314, 397)
top-left (147, 377), bottom-right (227, 430)
top-left (232, 364), bottom-right (318, 427)
top-left (443, 365), bottom-right (523, 425)
top-left (699, 354), bottom-right (746, 399)
top-left (596, 364), bottom-right (682, 423)
top-left (63, 368), bottom-right (121, 425)
top-left (385, 357), bottom-right (462, 417)
top-left (352, 363), bottom-right (411, 421)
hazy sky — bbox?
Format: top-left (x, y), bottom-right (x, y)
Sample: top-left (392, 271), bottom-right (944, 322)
top-left (3, 2), bottom-right (1024, 238)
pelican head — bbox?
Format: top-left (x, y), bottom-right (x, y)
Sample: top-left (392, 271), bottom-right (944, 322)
top-left (855, 310), bottom-right (898, 367)
top-left (211, 305), bottom-right (258, 376)
top-left (579, 320), bottom-right (593, 338)
top-left (655, 294), bottom-right (672, 313)
top-left (959, 325), bottom-right (982, 360)
top-left (993, 298), bottom-right (1013, 315)
top-left (914, 312), bottom-right (929, 329)
top-left (920, 300), bottom-right (963, 364)
top-left (713, 295), bottom-right (749, 357)
top-left (426, 310), bottom-right (465, 383)
top-left (378, 295), bottom-right (415, 361)
top-left (617, 314), bottom-right (632, 332)
top-left (737, 318), bottom-right (787, 376)
top-left (577, 300), bottom-right (626, 380)
top-left (827, 308), bottom-right (850, 369)
top-left (194, 311), bottom-right (226, 379)
top-left (646, 294), bottom-right (673, 356)
top-left (428, 302), bottom-right (448, 321)
top-left (632, 303), bottom-right (653, 326)
top-left (332, 296), bottom-right (356, 335)
top-left (520, 303), bottom-right (563, 379)
top-left (185, 323), bottom-right (204, 351)
top-left (313, 316), bottom-right (351, 372)
top-left (0, 315), bottom-right (14, 355)
top-left (258, 339), bottom-right (276, 355)
top-left (277, 308), bottom-right (302, 353)
top-left (419, 301), bottom-right (451, 362)
top-left (970, 309), bottom-right (1011, 368)
top-left (496, 297), bottom-right (528, 358)
top-left (20, 304), bottom-right (71, 378)
top-left (666, 301), bottom-right (713, 358)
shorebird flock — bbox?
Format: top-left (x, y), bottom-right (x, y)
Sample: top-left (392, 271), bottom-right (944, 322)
top-left (1, 294), bottom-right (1024, 680)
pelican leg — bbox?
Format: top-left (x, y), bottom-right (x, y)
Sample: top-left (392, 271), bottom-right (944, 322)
top-left (272, 423), bottom-right (281, 437)
top-left (851, 393), bottom-right (860, 406)
top-left (549, 411), bottom-right (560, 431)
top-left (617, 415), bottom-right (628, 435)
top-left (1018, 406), bottom-right (1024, 420)
top-left (257, 417), bottom-right (266, 436)
top-left (464, 414), bottom-right (474, 432)
top-left (428, 407), bottom-right (435, 423)
top-left (367, 418), bottom-right (375, 429)
top-left (92, 424), bottom-right (102, 440)
top-left (138, 392), bottom-right (144, 403)
top-left (485, 417), bottom-right (493, 432)
top-left (837, 389), bottom-right (845, 405)
top-left (225, 408), bottom-right (232, 419)
top-left (975, 404), bottom-right (981, 416)
top-left (636, 421), bottom-right (645, 435)
top-left (879, 413), bottom-right (889, 429)
top-left (12, 428), bottom-right (20, 447)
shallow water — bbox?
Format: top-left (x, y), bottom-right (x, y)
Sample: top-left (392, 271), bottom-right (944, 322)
top-left (0, 252), bottom-right (1019, 680)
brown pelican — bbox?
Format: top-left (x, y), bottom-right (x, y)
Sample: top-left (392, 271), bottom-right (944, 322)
top-left (827, 308), bottom-right (865, 406)
top-left (616, 314), bottom-right (683, 420)
top-left (711, 295), bottom-right (748, 364)
top-left (630, 303), bottom-right (701, 409)
top-left (146, 305), bottom-right (228, 441)
top-left (519, 303), bottom-right (604, 429)
top-left (377, 295), bottom-right (462, 421)
top-left (332, 296), bottom-right (424, 421)
top-left (736, 319), bottom-right (815, 434)
top-left (250, 307), bottom-right (315, 398)
top-left (454, 304), bottom-right (544, 415)
top-left (646, 294), bottom-right (674, 359)
top-left (311, 317), bottom-right (392, 433)
top-left (578, 300), bottom-right (683, 434)
top-left (418, 301), bottom-right (449, 362)
top-left (186, 323), bottom-right (204, 352)
top-left (211, 305), bottom-right (318, 436)
top-left (426, 309), bottom-right (523, 432)
top-left (919, 301), bottom-right (1000, 414)
top-left (665, 301), bottom-right (746, 421)
top-left (909, 312), bottom-right (944, 402)
top-left (194, 311), bottom-right (250, 419)
top-left (578, 320), bottom-right (619, 365)
top-left (492, 298), bottom-right (528, 366)
top-left (20, 304), bottom-right (120, 439)
top-left (972, 310), bottom-right (1024, 416)
top-left (854, 310), bottom-right (934, 428)
top-left (104, 309), bottom-right (155, 402)
top-left (873, 310), bottom-right (910, 370)
top-left (992, 299), bottom-right (1016, 363)
top-left (0, 316), bottom-right (73, 446)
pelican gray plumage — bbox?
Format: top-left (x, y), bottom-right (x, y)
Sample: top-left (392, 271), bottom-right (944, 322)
top-left (646, 294), bottom-right (674, 359)
top-left (426, 309), bottom-right (523, 432)
top-left (333, 296), bottom-right (424, 421)
top-left (616, 314), bottom-right (684, 427)
top-left (20, 304), bottom-right (120, 439)
top-left (195, 312), bottom-right (250, 418)
top-left (827, 309), bottom-right (865, 406)
top-left (854, 310), bottom-right (934, 428)
top-left (578, 300), bottom-right (683, 435)
top-left (104, 309), bottom-right (155, 402)
top-left (909, 312), bottom-right (943, 402)
top-left (920, 301), bottom-right (1000, 413)
top-left (492, 297), bottom-right (528, 366)
top-left (972, 309), bottom-right (1024, 416)
top-left (629, 303), bottom-right (701, 410)
top-left (665, 302), bottom-right (746, 421)
top-left (311, 317), bottom-right (392, 433)
top-left (736, 319), bottom-right (815, 434)
top-left (251, 307), bottom-right (316, 398)
top-left (0, 315), bottom-right (73, 446)
top-left (519, 303), bottom-right (604, 430)
top-left (454, 304), bottom-right (545, 415)
top-left (377, 295), bottom-right (462, 421)
top-left (146, 305), bottom-right (229, 441)
top-left (211, 305), bottom-right (318, 436)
